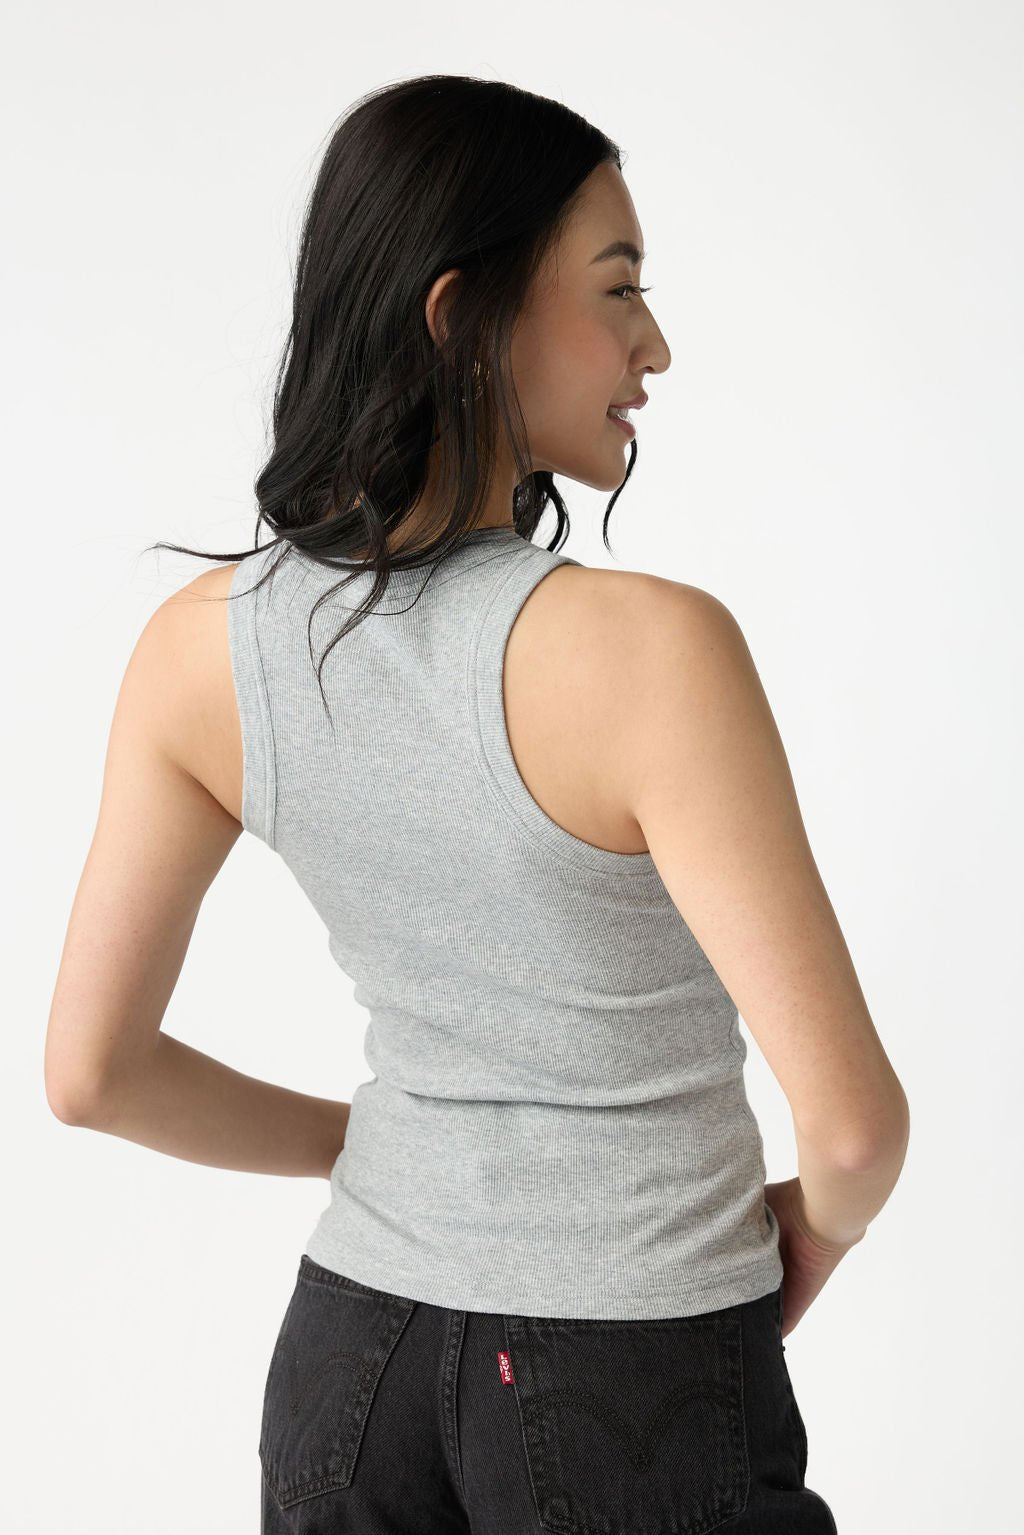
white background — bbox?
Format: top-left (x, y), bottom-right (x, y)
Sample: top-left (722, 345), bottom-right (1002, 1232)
top-left (5, 2), bottom-right (1021, 1530)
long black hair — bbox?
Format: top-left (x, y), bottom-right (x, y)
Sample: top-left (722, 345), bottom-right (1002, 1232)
top-left (147, 74), bottom-right (638, 713)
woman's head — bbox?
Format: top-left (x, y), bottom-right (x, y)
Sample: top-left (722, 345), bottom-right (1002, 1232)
top-left (390, 154), bottom-right (670, 559)
top-left (499, 158), bottom-right (670, 499)
top-left (152, 74), bottom-right (670, 696)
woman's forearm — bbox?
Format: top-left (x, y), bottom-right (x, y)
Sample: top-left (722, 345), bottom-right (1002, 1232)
top-left (66, 1031), bottom-right (350, 1180)
top-left (794, 1110), bottom-right (910, 1247)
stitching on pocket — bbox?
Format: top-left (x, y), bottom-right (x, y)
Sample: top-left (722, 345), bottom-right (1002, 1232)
top-left (259, 1268), bottom-right (415, 1510)
top-left (504, 1312), bottom-right (749, 1535)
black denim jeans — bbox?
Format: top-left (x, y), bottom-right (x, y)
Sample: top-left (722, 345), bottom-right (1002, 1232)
top-left (259, 1253), bottom-right (838, 1534)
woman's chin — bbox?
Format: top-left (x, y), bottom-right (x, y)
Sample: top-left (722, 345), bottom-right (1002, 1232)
top-left (538, 447), bottom-right (633, 495)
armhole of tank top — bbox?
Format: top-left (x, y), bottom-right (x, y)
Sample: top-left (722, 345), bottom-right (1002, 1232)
top-left (467, 548), bottom-right (660, 879)
top-left (227, 549), bottom-right (279, 849)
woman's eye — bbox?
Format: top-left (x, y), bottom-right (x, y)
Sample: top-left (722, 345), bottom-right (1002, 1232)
top-left (610, 284), bottom-right (653, 301)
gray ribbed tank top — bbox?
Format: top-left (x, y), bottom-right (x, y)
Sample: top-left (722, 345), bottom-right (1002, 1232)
top-left (228, 526), bottom-right (783, 1319)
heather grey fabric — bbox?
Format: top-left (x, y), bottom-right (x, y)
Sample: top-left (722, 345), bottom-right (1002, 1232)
top-left (228, 527), bottom-right (783, 1319)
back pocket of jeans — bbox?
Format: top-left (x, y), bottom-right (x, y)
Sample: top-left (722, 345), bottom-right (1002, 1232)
top-left (503, 1308), bottom-right (748, 1535)
top-left (259, 1256), bottom-right (415, 1511)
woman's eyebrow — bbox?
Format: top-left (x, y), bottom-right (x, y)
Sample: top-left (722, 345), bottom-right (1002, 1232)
top-left (590, 240), bottom-right (646, 267)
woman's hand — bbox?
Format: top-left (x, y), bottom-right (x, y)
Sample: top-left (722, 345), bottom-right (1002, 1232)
top-left (764, 1176), bottom-right (864, 1338)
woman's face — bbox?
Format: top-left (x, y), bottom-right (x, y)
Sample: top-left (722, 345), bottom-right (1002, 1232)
top-left (509, 161), bottom-right (671, 492)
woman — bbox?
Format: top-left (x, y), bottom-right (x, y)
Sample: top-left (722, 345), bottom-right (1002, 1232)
top-left (45, 75), bottom-right (909, 1532)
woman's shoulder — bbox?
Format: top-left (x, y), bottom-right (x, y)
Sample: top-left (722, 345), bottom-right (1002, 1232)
top-left (543, 560), bottom-right (735, 650)
top-left (514, 561), bottom-right (745, 759)
top-left (500, 561), bottom-right (742, 858)
top-left (137, 561), bottom-right (245, 822)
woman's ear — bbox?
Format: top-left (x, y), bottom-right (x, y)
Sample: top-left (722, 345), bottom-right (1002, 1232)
top-left (424, 267), bottom-right (462, 350)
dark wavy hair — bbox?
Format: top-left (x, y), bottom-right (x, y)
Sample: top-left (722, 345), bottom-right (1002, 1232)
top-left (147, 74), bottom-right (638, 712)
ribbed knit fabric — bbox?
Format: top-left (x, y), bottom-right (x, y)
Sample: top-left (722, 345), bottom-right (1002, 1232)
top-left (228, 527), bottom-right (783, 1319)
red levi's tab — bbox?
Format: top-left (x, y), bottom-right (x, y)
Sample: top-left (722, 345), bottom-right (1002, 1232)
top-left (497, 1350), bottom-right (515, 1384)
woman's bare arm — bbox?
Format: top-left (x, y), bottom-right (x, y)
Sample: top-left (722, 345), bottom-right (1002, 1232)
top-left (43, 569), bottom-right (348, 1178)
top-left (609, 574), bottom-right (910, 1242)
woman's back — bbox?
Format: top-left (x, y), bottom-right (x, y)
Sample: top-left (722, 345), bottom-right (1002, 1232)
top-left (208, 527), bottom-right (783, 1318)
top-left (198, 536), bottom-right (660, 862)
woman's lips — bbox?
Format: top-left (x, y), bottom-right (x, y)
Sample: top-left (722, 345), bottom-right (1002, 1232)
top-left (607, 410), bottom-right (636, 438)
